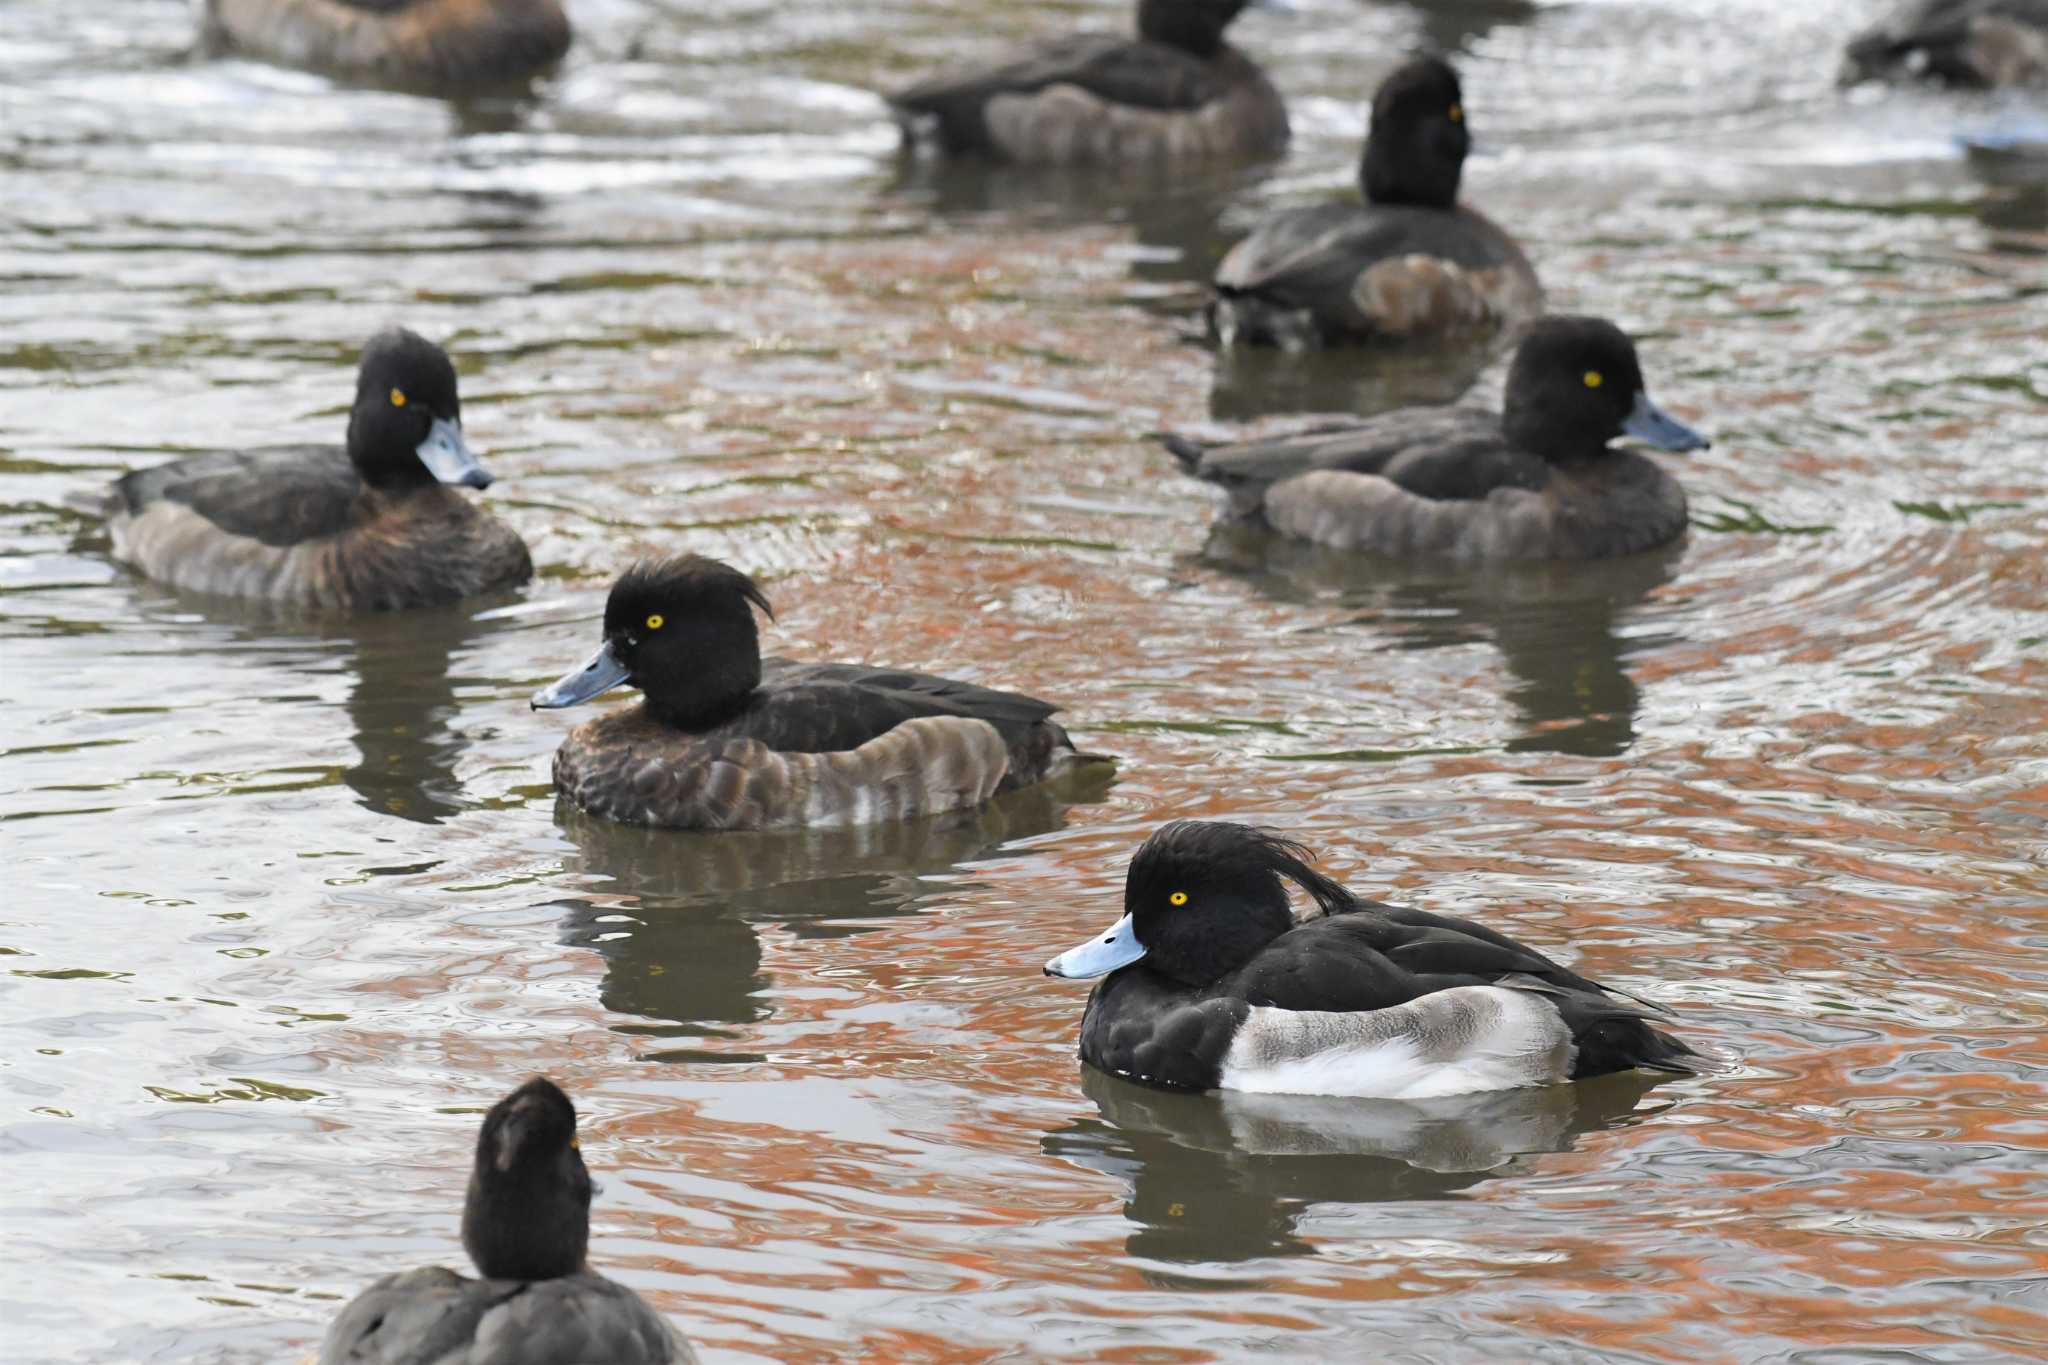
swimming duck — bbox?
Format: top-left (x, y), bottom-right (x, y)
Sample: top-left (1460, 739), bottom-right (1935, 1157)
top-left (104, 327), bottom-right (531, 611)
top-left (887, 0), bottom-right (1288, 166)
top-left (201, 0), bottom-right (571, 88)
top-left (1840, 0), bottom-right (2048, 88)
top-left (1209, 55), bottom-right (1541, 349)
top-left (1045, 821), bottom-right (1707, 1096)
top-left (317, 1077), bottom-right (696, 1365)
top-left (531, 555), bottom-right (1106, 829)
top-left (1164, 315), bottom-right (1709, 560)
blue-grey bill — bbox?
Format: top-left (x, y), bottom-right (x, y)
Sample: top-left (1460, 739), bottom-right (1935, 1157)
top-left (531, 640), bottom-right (631, 710)
top-left (416, 416), bottom-right (494, 489)
top-left (1623, 390), bottom-right (1709, 453)
top-left (1044, 913), bottom-right (1146, 979)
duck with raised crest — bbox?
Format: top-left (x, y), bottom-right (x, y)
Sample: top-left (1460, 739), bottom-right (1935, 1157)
top-left (886, 0), bottom-right (1289, 166)
top-left (316, 1077), bottom-right (695, 1365)
top-left (1210, 55), bottom-right (1541, 349)
top-left (1165, 315), bottom-right (1710, 560)
top-left (531, 555), bottom-right (1109, 829)
top-left (103, 327), bottom-right (531, 611)
top-left (1045, 822), bottom-right (1710, 1096)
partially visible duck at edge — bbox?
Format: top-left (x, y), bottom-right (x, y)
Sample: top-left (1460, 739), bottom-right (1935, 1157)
top-left (1840, 0), bottom-right (2048, 88)
top-left (104, 326), bottom-right (532, 611)
top-left (531, 554), bottom-right (1110, 830)
top-left (317, 1077), bottom-right (697, 1365)
top-left (1210, 54), bottom-right (1541, 349)
top-left (201, 0), bottom-right (572, 88)
top-left (887, 0), bottom-right (1289, 167)
top-left (1045, 821), bottom-right (1711, 1096)
top-left (1165, 315), bottom-right (1711, 561)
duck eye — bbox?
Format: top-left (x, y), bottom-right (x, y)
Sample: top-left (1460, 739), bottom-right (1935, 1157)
top-left (569, 1137), bottom-right (579, 1150)
top-left (1168, 891), bottom-right (1189, 907)
top-left (1583, 371), bottom-right (1603, 389)
top-left (390, 388), bottom-right (407, 407)
top-left (645, 614), bottom-right (664, 631)
top-left (1448, 104), bottom-right (1462, 123)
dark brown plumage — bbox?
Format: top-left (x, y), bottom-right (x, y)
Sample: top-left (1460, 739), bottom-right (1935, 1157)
top-left (202, 0), bottom-right (571, 88)
top-left (1166, 316), bottom-right (1709, 561)
top-left (1210, 55), bottom-right (1541, 348)
top-left (1840, 0), bottom-right (2048, 87)
top-left (103, 328), bottom-right (531, 612)
top-left (317, 1078), bottom-right (696, 1365)
top-left (888, 0), bottom-right (1288, 166)
top-left (532, 555), bottom-right (1109, 830)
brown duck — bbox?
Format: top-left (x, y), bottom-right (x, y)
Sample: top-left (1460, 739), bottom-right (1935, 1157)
top-left (1210, 55), bottom-right (1542, 349)
top-left (103, 327), bottom-right (531, 612)
top-left (532, 555), bottom-right (1109, 830)
top-left (316, 1077), bottom-right (697, 1364)
top-left (201, 0), bottom-right (571, 87)
top-left (887, 0), bottom-right (1288, 167)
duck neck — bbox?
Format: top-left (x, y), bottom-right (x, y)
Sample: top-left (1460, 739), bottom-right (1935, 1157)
top-left (1137, 0), bottom-right (1232, 58)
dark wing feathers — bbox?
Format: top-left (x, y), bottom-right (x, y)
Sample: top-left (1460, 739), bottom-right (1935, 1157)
top-left (319, 1267), bottom-right (686, 1365)
top-left (1217, 203), bottom-right (1509, 301)
top-left (892, 33), bottom-right (1224, 120)
top-left (732, 659), bottom-right (1058, 756)
top-left (1168, 407), bottom-right (1506, 501)
top-left (113, 445), bottom-right (361, 547)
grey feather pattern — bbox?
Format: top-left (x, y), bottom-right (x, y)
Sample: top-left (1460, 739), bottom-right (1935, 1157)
top-left (317, 1266), bottom-right (696, 1365)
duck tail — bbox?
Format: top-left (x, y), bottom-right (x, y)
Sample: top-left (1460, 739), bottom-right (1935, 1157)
top-left (1161, 432), bottom-right (1208, 475)
top-left (1497, 974), bottom-right (1720, 1079)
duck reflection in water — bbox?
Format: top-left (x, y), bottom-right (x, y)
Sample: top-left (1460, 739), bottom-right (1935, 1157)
top-left (548, 774), bottom-right (1112, 1056)
top-left (1198, 524), bottom-right (1684, 757)
top-left (339, 602), bottom-right (505, 824)
top-left (1045, 1066), bottom-right (1662, 1262)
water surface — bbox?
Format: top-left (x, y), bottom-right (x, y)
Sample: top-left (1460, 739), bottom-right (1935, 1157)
top-left (4, 0), bottom-right (2047, 1360)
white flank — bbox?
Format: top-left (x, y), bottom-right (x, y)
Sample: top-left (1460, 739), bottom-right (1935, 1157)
top-left (1218, 986), bottom-right (1575, 1100)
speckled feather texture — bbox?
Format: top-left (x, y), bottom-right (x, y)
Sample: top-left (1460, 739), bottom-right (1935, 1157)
top-left (1211, 202), bottom-right (1542, 347)
top-left (1260, 452), bottom-right (1687, 561)
top-left (106, 451), bottom-right (529, 610)
top-left (981, 50), bottom-right (1287, 165)
top-left (552, 705), bottom-right (1069, 830)
top-left (203, 0), bottom-right (570, 85)
top-left (316, 1266), bottom-right (696, 1365)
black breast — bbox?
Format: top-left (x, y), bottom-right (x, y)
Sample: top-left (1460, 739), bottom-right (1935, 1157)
top-left (1077, 968), bottom-right (1249, 1092)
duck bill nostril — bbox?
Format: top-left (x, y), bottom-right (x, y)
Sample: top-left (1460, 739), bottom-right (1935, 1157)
top-left (1044, 913), bottom-right (1147, 979)
top-left (532, 639), bottom-right (632, 710)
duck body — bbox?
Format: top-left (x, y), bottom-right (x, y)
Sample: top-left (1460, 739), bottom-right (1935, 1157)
top-left (107, 446), bottom-right (530, 611)
top-left (1209, 55), bottom-right (1539, 349)
top-left (317, 1077), bottom-right (697, 1365)
top-left (319, 1265), bottom-right (694, 1365)
top-left (102, 328), bottom-right (531, 611)
top-left (535, 557), bottom-right (1106, 830)
top-left (1841, 0), bottom-right (2048, 87)
top-left (1210, 200), bottom-right (1541, 348)
top-left (1166, 315), bottom-right (1708, 562)
top-left (202, 0), bottom-right (571, 87)
top-left (888, 0), bottom-right (1287, 166)
top-left (1049, 823), bottom-right (1707, 1098)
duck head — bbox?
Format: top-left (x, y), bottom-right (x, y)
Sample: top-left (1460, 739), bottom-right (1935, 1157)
top-left (1361, 55), bottom-right (1468, 208)
top-left (1046, 821), bottom-right (1357, 986)
top-left (1502, 315), bottom-right (1711, 464)
top-left (346, 327), bottom-right (495, 492)
top-left (531, 554), bottom-right (775, 728)
top-left (461, 1077), bottom-right (591, 1282)
top-left (1137, 0), bottom-right (1259, 58)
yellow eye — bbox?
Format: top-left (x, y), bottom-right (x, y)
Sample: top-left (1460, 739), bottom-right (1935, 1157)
top-left (390, 388), bottom-right (407, 407)
top-left (1448, 104), bottom-right (1463, 123)
top-left (1168, 891), bottom-right (1189, 907)
top-left (1583, 371), bottom-right (1603, 389)
top-left (645, 614), bottom-right (664, 631)
top-left (569, 1137), bottom-right (580, 1151)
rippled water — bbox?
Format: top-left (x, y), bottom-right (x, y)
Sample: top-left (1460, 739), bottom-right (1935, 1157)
top-left (5, 0), bottom-right (2048, 1360)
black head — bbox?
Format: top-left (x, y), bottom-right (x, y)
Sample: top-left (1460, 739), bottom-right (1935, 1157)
top-left (604, 555), bottom-right (775, 727)
top-left (1502, 316), bottom-right (1710, 463)
top-left (461, 1077), bottom-right (592, 1282)
top-left (1124, 821), bottom-right (1356, 986)
top-left (344, 327), bottom-right (491, 491)
top-left (1360, 55), bottom-right (1468, 208)
top-left (1136, 0), bottom-right (1251, 58)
